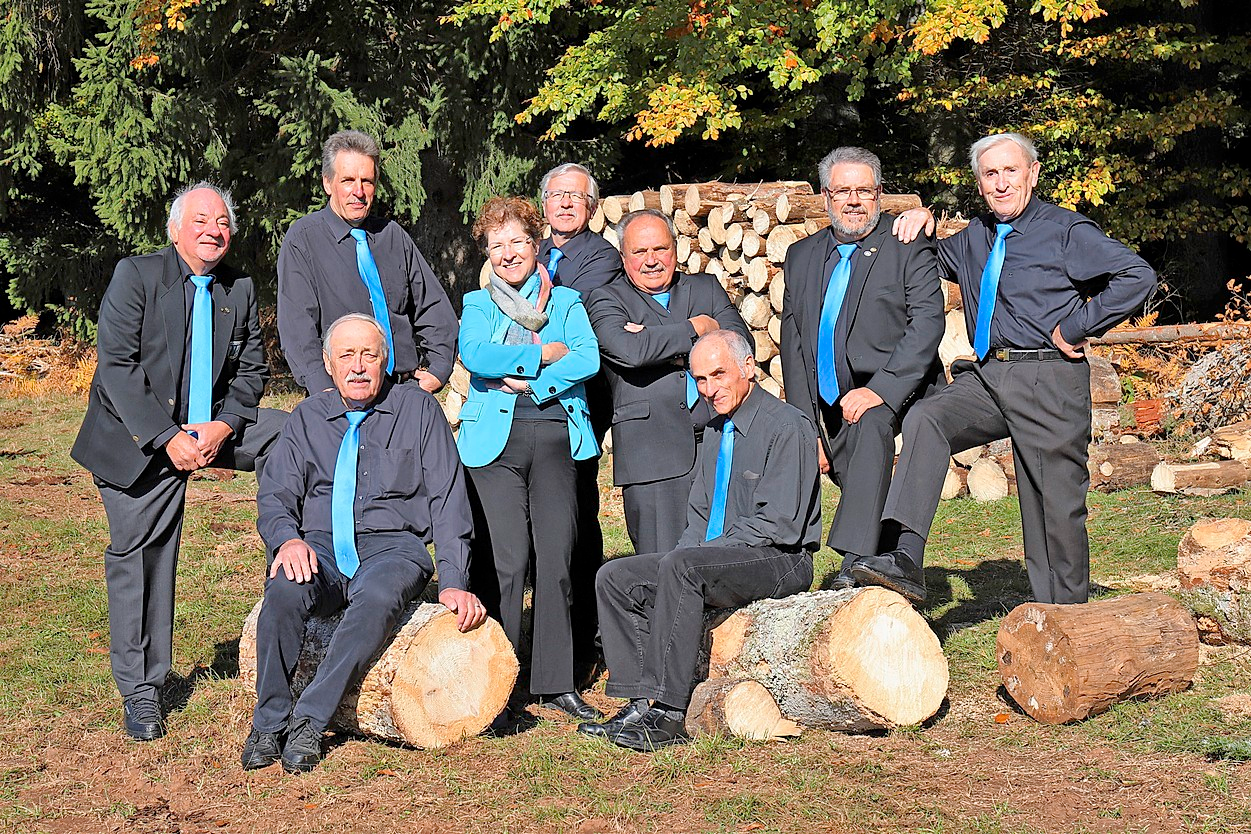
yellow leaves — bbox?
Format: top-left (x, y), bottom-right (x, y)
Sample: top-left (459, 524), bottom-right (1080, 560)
top-left (1051, 157), bottom-right (1116, 210)
top-left (129, 0), bottom-right (203, 69)
top-left (1032, 0), bottom-right (1106, 37)
top-left (626, 75), bottom-right (743, 147)
top-left (909, 0), bottom-right (1008, 56)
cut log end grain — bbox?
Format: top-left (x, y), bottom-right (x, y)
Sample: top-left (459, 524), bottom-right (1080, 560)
top-left (686, 678), bottom-right (802, 740)
top-left (1177, 517), bottom-right (1251, 643)
top-left (996, 592), bottom-right (1199, 724)
top-left (239, 600), bottom-right (518, 748)
top-left (1086, 442), bottom-right (1162, 492)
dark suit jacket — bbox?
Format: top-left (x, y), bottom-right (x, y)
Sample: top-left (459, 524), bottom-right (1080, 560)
top-left (72, 245), bottom-right (268, 489)
top-left (587, 272), bottom-right (750, 486)
top-left (780, 216), bottom-right (944, 445)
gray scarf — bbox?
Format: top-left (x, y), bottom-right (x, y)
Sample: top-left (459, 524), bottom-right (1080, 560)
top-left (488, 272), bottom-right (548, 344)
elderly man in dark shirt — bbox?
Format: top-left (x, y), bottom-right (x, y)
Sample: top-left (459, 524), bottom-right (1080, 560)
top-left (278, 130), bottom-right (458, 395)
top-left (854, 132), bottom-right (1157, 605)
top-left (580, 329), bottom-right (821, 752)
top-left (244, 314), bottom-right (485, 773)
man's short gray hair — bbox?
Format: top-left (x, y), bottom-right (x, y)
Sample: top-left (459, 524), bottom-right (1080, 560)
top-left (970, 132), bottom-right (1038, 176)
top-left (694, 329), bottom-right (754, 375)
top-left (323, 313), bottom-right (390, 366)
top-left (322, 130), bottom-right (381, 181)
top-left (540, 162), bottom-right (600, 210)
top-left (617, 208), bottom-right (676, 245)
top-left (818, 147), bottom-right (882, 191)
top-left (167, 181), bottom-right (237, 235)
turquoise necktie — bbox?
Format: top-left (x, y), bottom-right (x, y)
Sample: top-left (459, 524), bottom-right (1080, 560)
top-left (188, 274), bottom-right (214, 424)
top-left (546, 247), bottom-right (564, 283)
top-left (651, 291), bottom-right (699, 408)
top-left (974, 223), bottom-right (1014, 359)
top-left (705, 418), bottom-right (735, 540)
top-left (349, 228), bottom-right (396, 375)
top-left (816, 244), bottom-right (858, 405)
top-left (331, 410), bottom-right (370, 578)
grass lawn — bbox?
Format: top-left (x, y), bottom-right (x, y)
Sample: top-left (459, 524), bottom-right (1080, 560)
top-left (0, 390), bottom-right (1248, 834)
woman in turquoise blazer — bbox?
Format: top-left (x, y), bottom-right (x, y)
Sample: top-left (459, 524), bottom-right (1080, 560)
top-left (457, 196), bottom-right (602, 726)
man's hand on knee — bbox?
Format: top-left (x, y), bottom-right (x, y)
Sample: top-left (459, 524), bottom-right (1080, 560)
top-left (439, 588), bottom-right (488, 632)
top-left (271, 538), bottom-right (319, 584)
top-left (840, 387), bottom-right (885, 424)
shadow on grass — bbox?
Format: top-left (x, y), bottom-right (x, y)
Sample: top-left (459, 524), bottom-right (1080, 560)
top-left (163, 637), bottom-right (240, 714)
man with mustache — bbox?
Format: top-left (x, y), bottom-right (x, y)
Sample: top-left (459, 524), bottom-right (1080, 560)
top-left (278, 130), bottom-right (458, 396)
top-left (245, 314), bottom-right (485, 773)
top-left (780, 147), bottom-right (945, 591)
top-left (72, 182), bottom-right (286, 741)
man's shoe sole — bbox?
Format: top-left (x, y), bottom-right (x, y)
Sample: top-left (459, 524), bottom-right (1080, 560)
top-left (850, 565), bottom-right (927, 604)
top-left (280, 756), bottom-right (320, 774)
top-left (613, 730), bottom-right (690, 753)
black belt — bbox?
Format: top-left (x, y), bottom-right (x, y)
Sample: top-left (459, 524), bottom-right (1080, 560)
top-left (986, 348), bottom-right (1063, 362)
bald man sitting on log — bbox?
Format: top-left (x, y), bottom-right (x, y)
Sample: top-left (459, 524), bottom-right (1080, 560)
top-left (244, 314), bottom-right (486, 773)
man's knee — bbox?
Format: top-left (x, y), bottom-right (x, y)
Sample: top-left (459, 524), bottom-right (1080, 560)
top-left (261, 575), bottom-right (318, 618)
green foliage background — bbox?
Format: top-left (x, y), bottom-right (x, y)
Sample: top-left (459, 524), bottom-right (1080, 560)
top-left (0, 0), bottom-right (1247, 335)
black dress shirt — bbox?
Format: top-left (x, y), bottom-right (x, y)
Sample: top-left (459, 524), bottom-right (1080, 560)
top-left (256, 383), bottom-right (472, 591)
top-left (539, 228), bottom-right (625, 296)
top-left (676, 385), bottom-right (822, 551)
top-left (938, 197), bottom-right (1156, 350)
top-left (277, 206), bottom-right (459, 393)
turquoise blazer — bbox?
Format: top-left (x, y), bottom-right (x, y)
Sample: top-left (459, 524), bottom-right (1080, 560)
top-left (456, 283), bottom-right (601, 467)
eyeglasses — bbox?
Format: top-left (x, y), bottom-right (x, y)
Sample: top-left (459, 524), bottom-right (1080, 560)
top-left (543, 189), bottom-right (590, 204)
top-left (824, 187), bottom-right (880, 202)
top-left (487, 237), bottom-right (535, 256)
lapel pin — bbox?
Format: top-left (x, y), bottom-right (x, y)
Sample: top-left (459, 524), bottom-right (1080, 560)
top-left (220, 307), bottom-right (231, 314)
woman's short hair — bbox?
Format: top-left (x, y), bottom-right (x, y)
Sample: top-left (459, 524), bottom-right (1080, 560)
top-left (472, 196), bottom-right (545, 248)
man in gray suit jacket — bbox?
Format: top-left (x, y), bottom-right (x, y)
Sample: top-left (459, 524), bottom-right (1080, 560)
top-left (780, 147), bottom-right (944, 590)
top-left (588, 210), bottom-right (750, 554)
top-left (72, 182), bottom-right (286, 741)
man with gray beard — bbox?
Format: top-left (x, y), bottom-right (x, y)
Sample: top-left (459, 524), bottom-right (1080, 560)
top-left (780, 147), bottom-right (945, 590)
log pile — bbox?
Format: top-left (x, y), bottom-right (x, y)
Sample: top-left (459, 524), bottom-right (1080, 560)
top-left (996, 592), bottom-right (1199, 724)
top-left (1177, 517), bottom-right (1251, 643)
top-left (1170, 342), bottom-right (1251, 434)
top-left (239, 600), bottom-right (519, 748)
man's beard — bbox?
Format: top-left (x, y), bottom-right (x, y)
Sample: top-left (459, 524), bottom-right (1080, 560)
top-left (828, 204), bottom-right (881, 241)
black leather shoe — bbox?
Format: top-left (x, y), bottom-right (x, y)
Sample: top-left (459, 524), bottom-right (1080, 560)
top-left (537, 691), bottom-right (604, 722)
top-left (122, 697), bottom-right (165, 741)
top-left (280, 717), bottom-right (323, 773)
top-left (850, 551), bottom-right (927, 603)
top-left (830, 558), bottom-right (860, 591)
top-left (241, 729), bottom-right (284, 770)
top-left (612, 708), bottom-right (690, 752)
top-left (577, 699), bottom-right (648, 740)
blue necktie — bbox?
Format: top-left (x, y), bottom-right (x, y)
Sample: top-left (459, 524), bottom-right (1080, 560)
top-left (331, 410), bottom-right (370, 578)
top-left (651, 291), bottom-right (699, 408)
top-left (974, 223), bottom-right (1013, 359)
top-left (705, 418), bottom-right (735, 541)
top-left (349, 228), bottom-right (396, 375)
top-left (546, 247), bottom-right (564, 283)
top-left (188, 274), bottom-right (214, 424)
top-left (816, 243), bottom-right (858, 405)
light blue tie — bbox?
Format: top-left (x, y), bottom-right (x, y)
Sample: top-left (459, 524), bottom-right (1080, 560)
top-left (705, 418), bottom-right (735, 541)
top-left (349, 228), bottom-right (396, 375)
top-left (816, 243), bottom-right (858, 405)
top-left (974, 223), bottom-right (1014, 359)
top-left (546, 247), bottom-right (564, 283)
top-left (651, 291), bottom-right (699, 408)
top-left (331, 410), bottom-right (370, 578)
top-left (188, 274), bottom-right (214, 424)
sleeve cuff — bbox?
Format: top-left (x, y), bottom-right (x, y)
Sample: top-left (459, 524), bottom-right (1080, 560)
top-left (1058, 316), bottom-right (1086, 347)
top-left (151, 425), bottom-right (181, 450)
top-left (217, 413), bottom-right (246, 435)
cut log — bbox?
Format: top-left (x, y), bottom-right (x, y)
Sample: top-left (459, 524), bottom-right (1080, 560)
top-left (719, 246), bottom-right (743, 275)
top-left (753, 330), bottom-right (778, 363)
top-left (588, 202), bottom-right (606, 234)
top-left (967, 456), bottom-right (1009, 501)
top-left (758, 375), bottom-right (783, 399)
top-left (686, 252), bottom-right (706, 274)
top-left (766, 353), bottom-right (785, 388)
top-left (698, 226), bottom-right (716, 253)
top-left (602, 195), bottom-right (627, 224)
top-left (239, 600), bottom-right (518, 748)
top-left (936, 214), bottom-right (970, 240)
top-left (1177, 518), bottom-right (1251, 643)
top-left (738, 293), bottom-right (772, 329)
top-left (685, 181), bottom-right (814, 218)
top-left (659, 184), bottom-right (691, 216)
top-left (768, 269), bottom-right (786, 312)
top-left (1086, 442), bottom-right (1162, 491)
top-left (676, 235), bottom-right (694, 263)
top-left (1210, 420), bottom-right (1251, 462)
top-left (938, 309), bottom-right (973, 373)
top-left (1151, 460), bottom-right (1251, 496)
top-left (767, 315), bottom-right (781, 345)
top-left (673, 209), bottom-right (700, 237)
top-left (1091, 322), bottom-right (1251, 345)
top-left (705, 588), bottom-right (948, 731)
top-left (740, 229), bottom-right (763, 259)
top-left (749, 206), bottom-right (775, 235)
top-left (745, 257), bottom-right (779, 293)
top-left (441, 389), bottom-right (464, 428)
top-left (997, 592), bottom-right (1199, 724)
top-left (952, 445), bottom-right (985, 467)
top-left (804, 216), bottom-right (831, 236)
top-left (1087, 354), bottom-right (1121, 407)
top-left (724, 223), bottom-right (744, 252)
top-left (686, 678), bottom-right (801, 741)
top-left (628, 189), bottom-right (661, 212)
top-left (602, 225), bottom-right (620, 251)
top-left (940, 465), bottom-right (967, 500)
top-left (765, 224), bottom-right (809, 262)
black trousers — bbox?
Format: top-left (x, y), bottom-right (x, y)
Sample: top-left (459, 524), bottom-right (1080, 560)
top-left (820, 402), bottom-right (900, 559)
top-left (467, 419), bottom-right (578, 696)
top-left (883, 358), bottom-right (1092, 604)
top-left (98, 407), bottom-right (286, 701)
top-left (597, 544), bottom-right (813, 708)
top-left (570, 381), bottom-right (610, 670)
top-left (621, 463), bottom-right (697, 557)
top-left (251, 531), bottom-right (433, 733)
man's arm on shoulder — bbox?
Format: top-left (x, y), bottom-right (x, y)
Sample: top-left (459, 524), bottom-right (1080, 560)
top-left (1056, 220), bottom-right (1158, 346)
top-left (587, 286), bottom-right (695, 368)
top-left (405, 241), bottom-right (459, 386)
top-left (277, 231), bottom-right (334, 393)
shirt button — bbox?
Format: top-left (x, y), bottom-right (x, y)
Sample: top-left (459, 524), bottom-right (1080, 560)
top-left (516, 366), bottom-right (524, 373)
top-left (548, 386), bottom-right (556, 394)
top-left (679, 372), bottom-right (686, 379)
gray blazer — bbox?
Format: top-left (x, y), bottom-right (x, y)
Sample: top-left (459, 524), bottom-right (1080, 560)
top-left (72, 245), bottom-right (268, 488)
top-left (588, 272), bottom-right (749, 486)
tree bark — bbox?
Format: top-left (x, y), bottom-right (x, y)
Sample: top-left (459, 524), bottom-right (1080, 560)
top-left (1087, 441), bottom-right (1162, 491)
top-left (1177, 517), bottom-right (1251, 643)
top-left (685, 678), bottom-right (801, 740)
top-left (1151, 460), bottom-right (1251, 495)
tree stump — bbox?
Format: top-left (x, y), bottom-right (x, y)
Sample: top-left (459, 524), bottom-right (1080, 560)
top-left (997, 593), bottom-right (1199, 724)
top-left (1177, 517), bottom-right (1251, 643)
top-left (685, 679), bottom-right (801, 741)
top-left (1087, 441), bottom-right (1162, 491)
top-left (239, 600), bottom-right (518, 748)
top-left (967, 456), bottom-right (1009, 501)
top-left (704, 588), bottom-right (948, 732)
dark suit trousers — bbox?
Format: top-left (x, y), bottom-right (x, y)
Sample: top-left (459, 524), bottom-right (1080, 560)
top-left (621, 455), bottom-right (697, 556)
top-left (466, 420), bottom-right (578, 696)
top-left (98, 407), bottom-right (286, 700)
top-left (821, 402), bottom-right (899, 559)
top-left (597, 545), bottom-right (812, 708)
top-left (882, 358), bottom-right (1092, 604)
top-left (251, 531), bottom-right (433, 733)
top-left (571, 378), bottom-right (611, 666)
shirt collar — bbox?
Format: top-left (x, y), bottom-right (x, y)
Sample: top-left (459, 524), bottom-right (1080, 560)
top-left (320, 205), bottom-right (387, 243)
top-left (544, 228), bottom-right (591, 258)
top-left (718, 383), bottom-right (764, 436)
top-left (321, 380), bottom-right (398, 420)
top-left (985, 195), bottom-right (1041, 237)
